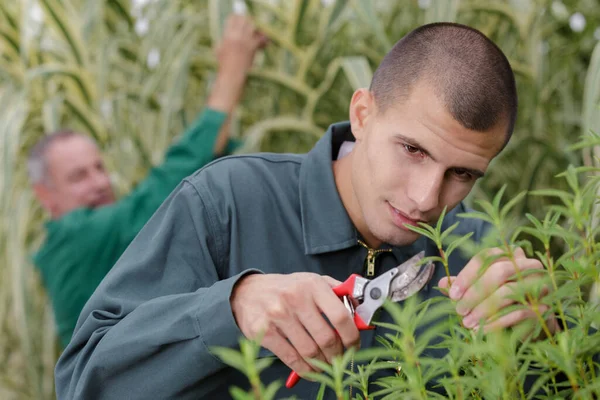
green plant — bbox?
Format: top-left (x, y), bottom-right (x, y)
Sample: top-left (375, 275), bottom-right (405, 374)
top-left (214, 134), bottom-right (600, 397)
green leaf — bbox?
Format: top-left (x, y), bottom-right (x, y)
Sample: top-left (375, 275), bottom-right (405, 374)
top-left (439, 221), bottom-right (459, 243)
top-left (499, 190), bottom-right (527, 220)
top-left (325, 0), bottom-right (349, 33)
top-left (230, 386), bottom-right (252, 400)
top-left (211, 346), bottom-right (247, 373)
top-left (491, 185), bottom-right (508, 213)
top-left (435, 206), bottom-right (449, 234)
top-left (350, 0), bottom-right (392, 49)
top-left (263, 381), bottom-right (283, 400)
top-left (340, 56), bottom-right (373, 90)
top-left (457, 211), bottom-right (495, 225)
top-left (292, 0), bottom-right (310, 44)
top-left (444, 232), bottom-right (474, 258)
top-left (529, 188), bottom-right (572, 201)
top-left (582, 40), bottom-right (600, 144)
top-left (425, 0), bottom-right (460, 23)
top-left (404, 224), bottom-right (435, 239)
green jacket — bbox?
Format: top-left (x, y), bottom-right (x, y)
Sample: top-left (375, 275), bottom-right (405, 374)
top-left (33, 108), bottom-right (235, 347)
top-left (56, 122), bottom-right (491, 399)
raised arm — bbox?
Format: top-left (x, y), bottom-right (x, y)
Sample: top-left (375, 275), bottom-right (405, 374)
top-left (111, 15), bottom-right (267, 242)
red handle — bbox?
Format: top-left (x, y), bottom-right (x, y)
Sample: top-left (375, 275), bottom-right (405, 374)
top-left (332, 274), bottom-right (361, 297)
top-left (285, 275), bottom-right (374, 389)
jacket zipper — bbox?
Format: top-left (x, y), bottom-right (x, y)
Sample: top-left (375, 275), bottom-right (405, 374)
top-left (349, 241), bottom-right (392, 398)
top-left (357, 240), bottom-right (392, 277)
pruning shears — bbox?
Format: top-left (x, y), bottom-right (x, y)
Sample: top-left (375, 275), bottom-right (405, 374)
top-left (285, 251), bottom-right (435, 388)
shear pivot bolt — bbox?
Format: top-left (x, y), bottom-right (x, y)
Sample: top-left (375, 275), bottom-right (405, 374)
top-left (370, 287), bottom-right (382, 300)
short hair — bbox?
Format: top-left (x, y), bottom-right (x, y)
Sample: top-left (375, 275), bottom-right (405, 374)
top-left (369, 22), bottom-right (517, 144)
top-left (27, 130), bottom-right (92, 185)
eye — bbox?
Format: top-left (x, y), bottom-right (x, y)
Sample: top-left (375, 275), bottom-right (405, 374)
top-left (403, 144), bottom-right (425, 157)
top-left (451, 168), bottom-right (474, 181)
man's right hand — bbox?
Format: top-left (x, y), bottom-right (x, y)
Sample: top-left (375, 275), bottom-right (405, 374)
top-left (216, 15), bottom-right (268, 77)
top-left (230, 273), bottom-right (361, 377)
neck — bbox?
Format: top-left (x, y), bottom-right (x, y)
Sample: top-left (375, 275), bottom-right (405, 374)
top-left (332, 153), bottom-right (382, 249)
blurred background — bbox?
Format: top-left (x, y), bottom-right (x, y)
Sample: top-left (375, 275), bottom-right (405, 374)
top-left (0, 0), bottom-right (598, 398)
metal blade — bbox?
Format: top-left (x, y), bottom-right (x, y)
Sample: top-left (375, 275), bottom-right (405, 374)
top-left (389, 253), bottom-right (435, 302)
top-left (388, 251), bottom-right (425, 289)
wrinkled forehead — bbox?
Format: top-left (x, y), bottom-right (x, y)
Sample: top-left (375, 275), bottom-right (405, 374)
top-left (45, 135), bottom-right (101, 176)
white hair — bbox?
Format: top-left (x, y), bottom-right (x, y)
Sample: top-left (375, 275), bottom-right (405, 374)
top-left (27, 131), bottom-right (93, 185)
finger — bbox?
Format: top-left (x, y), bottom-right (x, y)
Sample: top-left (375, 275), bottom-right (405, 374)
top-left (257, 33), bottom-right (270, 48)
top-left (456, 258), bottom-right (543, 316)
top-left (450, 248), bottom-right (506, 301)
top-left (296, 304), bottom-right (344, 364)
top-left (277, 314), bottom-right (329, 368)
top-left (437, 276), bottom-right (456, 295)
top-left (252, 31), bottom-right (269, 49)
top-left (464, 275), bottom-right (552, 329)
top-left (513, 247), bottom-right (526, 259)
top-left (461, 283), bottom-right (519, 328)
top-left (313, 279), bottom-right (360, 350)
top-left (479, 306), bottom-right (548, 335)
top-left (262, 328), bottom-right (314, 375)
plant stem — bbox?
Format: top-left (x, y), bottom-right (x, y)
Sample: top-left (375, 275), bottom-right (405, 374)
top-left (544, 247), bottom-right (569, 336)
top-left (438, 246), bottom-right (452, 288)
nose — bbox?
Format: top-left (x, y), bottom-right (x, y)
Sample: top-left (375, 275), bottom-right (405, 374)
top-left (406, 167), bottom-right (444, 214)
top-left (91, 170), bottom-right (111, 191)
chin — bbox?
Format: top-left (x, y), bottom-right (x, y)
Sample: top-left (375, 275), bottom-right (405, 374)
top-left (375, 227), bottom-right (421, 247)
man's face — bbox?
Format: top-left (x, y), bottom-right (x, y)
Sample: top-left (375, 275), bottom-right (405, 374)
top-left (346, 83), bottom-right (507, 248)
top-left (35, 136), bottom-right (115, 218)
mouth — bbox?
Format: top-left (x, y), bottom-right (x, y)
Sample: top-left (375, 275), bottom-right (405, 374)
top-left (90, 194), bottom-right (114, 208)
top-left (387, 202), bottom-right (426, 231)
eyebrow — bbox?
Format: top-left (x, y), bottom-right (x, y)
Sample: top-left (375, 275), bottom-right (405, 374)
top-left (393, 134), bottom-right (486, 178)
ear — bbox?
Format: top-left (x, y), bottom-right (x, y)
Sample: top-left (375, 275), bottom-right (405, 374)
top-left (349, 88), bottom-right (376, 141)
top-left (33, 183), bottom-right (56, 215)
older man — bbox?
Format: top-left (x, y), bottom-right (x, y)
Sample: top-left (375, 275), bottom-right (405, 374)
top-left (30, 15), bottom-right (267, 348)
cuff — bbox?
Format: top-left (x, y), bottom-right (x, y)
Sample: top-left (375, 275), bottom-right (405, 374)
top-left (196, 269), bottom-right (263, 358)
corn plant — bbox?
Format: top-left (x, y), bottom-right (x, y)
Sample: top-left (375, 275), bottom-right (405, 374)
top-left (0, 0), bottom-right (599, 398)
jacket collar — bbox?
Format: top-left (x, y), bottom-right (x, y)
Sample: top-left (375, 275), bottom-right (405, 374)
top-left (298, 122), bottom-right (358, 255)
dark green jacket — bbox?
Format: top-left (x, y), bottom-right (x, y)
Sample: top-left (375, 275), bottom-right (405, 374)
top-left (33, 109), bottom-right (235, 347)
top-left (55, 122), bottom-right (490, 399)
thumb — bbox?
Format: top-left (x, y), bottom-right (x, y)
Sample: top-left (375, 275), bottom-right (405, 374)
top-left (321, 275), bottom-right (343, 288)
top-left (438, 276), bottom-right (457, 296)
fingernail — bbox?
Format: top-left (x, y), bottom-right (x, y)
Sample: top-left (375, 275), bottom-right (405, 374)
top-left (449, 284), bottom-right (462, 300)
top-left (456, 304), bottom-right (470, 316)
top-left (462, 314), bottom-right (476, 328)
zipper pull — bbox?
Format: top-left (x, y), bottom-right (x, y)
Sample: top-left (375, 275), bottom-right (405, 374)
top-left (358, 240), bottom-right (391, 277)
top-left (366, 249), bottom-right (376, 277)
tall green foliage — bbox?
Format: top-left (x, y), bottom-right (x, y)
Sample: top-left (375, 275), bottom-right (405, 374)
top-left (0, 0), bottom-right (598, 398)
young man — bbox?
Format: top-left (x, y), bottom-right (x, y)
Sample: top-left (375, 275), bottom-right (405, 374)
top-left (55, 23), bottom-right (557, 398)
top-left (30, 15), bottom-right (267, 348)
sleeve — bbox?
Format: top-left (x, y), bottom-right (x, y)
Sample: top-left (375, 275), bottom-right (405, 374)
top-left (104, 108), bottom-right (233, 245)
top-left (54, 180), bottom-right (260, 400)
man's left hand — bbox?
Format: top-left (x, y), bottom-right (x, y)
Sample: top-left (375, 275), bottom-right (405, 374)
top-left (438, 247), bottom-right (559, 335)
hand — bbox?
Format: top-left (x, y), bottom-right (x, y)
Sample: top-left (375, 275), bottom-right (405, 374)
top-left (230, 273), bottom-right (360, 377)
top-left (216, 15), bottom-right (268, 76)
top-left (207, 15), bottom-right (268, 153)
top-left (438, 248), bottom-right (558, 336)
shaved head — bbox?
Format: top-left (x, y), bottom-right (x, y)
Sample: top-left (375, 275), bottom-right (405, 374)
top-left (370, 22), bottom-right (517, 144)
